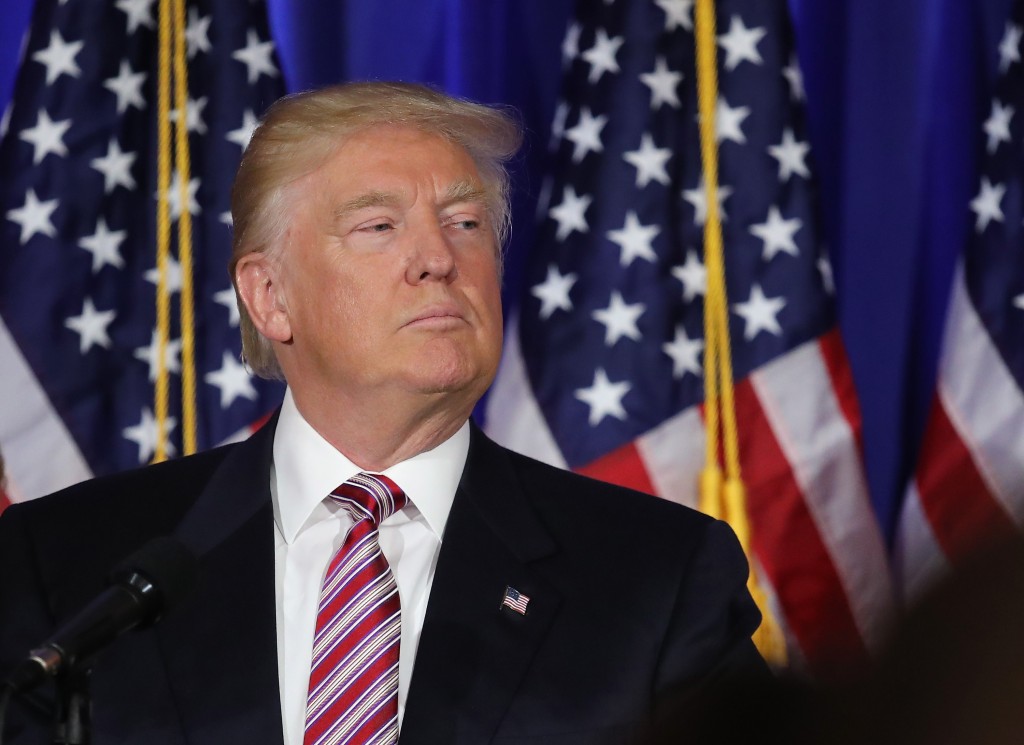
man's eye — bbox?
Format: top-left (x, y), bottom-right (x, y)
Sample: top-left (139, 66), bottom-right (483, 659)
top-left (363, 222), bottom-right (392, 233)
top-left (453, 219), bottom-right (479, 230)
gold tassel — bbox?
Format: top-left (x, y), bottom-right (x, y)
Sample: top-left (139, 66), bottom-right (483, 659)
top-left (694, 0), bottom-right (788, 668)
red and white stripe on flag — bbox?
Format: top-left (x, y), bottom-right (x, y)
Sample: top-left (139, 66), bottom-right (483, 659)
top-left (897, 266), bottom-right (1024, 603)
top-left (487, 318), bottom-right (894, 678)
top-left (0, 316), bottom-right (92, 507)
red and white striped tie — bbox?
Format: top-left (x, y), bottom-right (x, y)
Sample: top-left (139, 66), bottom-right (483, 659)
top-left (304, 472), bottom-right (408, 745)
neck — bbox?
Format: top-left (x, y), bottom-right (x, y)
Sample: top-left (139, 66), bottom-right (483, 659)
top-left (290, 386), bottom-right (474, 471)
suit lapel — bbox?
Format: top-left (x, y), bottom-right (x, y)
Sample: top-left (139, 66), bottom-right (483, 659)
top-left (401, 425), bottom-right (561, 744)
top-left (157, 417), bottom-right (286, 745)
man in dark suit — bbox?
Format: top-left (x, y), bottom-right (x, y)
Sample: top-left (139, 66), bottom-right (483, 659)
top-left (0, 82), bottom-right (768, 744)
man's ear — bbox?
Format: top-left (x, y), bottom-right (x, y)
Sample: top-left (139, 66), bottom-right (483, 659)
top-left (235, 253), bottom-right (292, 343)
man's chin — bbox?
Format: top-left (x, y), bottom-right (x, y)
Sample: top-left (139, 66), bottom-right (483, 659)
top-left (405, 362), bottom-right (495, 402)
top-left (411, 373), bottom-right (482, 398)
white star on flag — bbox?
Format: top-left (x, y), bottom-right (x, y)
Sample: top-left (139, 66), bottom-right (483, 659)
top-left (998, 22), bottom-right (1023, 72)
top-left (144, 255), bottom-right (183, 294)
top-left (715, 96), bottom-right (751, 145)
top-left (662, 326), bottom-right (704, 378)
top-left (623, 133), bottom-right (672, 187)
top-left (32, 30), bottom-right (83, 85)
top-left (78, 217), bottom-right (127, 272)
top-left (226, 110), bottom-right (259, 150)
top-left (580, 28), bottom-right (623, 83)
top-left (565, 107), bottom-right (608, 163)
top-left (607, 210), bottom-right (660, 266)
top-left (6, 188), bottom-right (59, 244)
top-left (983, 100), bottom-right (1014, 153)
top-left (134, 330), bottom-right (183, 382)
top-left (732, 284), bottom-right (786, 340)
top-left (639, 57), bottom-right (683, 110)
top-left (574, 368), bottom-right (631, 426)
top-left (750, 206), bottom-right (802, 260)
top-left (123, 408), bottom-right (177, 464)
top-left (683, 178), bottom-right (733, 225)
top-left (214, 287), bottom-right (242, 327)
top-left (169, 96), bottom-right (209, 135)
top-left (205, 351), bottom-right (259, 408)
top-left (655, 0), bottom-right (694, 32)
top-left (549, 185), bottom-right (592, 241)
top-left (562, 22), bottom-right (582, 66)
top-left (550, 101), bottom-right (571, 147)
top-left (970, 177), bottom-right (1006, 232)
top-left (115, 0), bottom-right (156, 34)
top-left (532, 264), bottom-right (579, 319)
top-left (19, 110), bottom-right (72, 164)
top-left (672, 251), bottom-right (708, 302)
top-left (91, 139), bottom-right (138, 193)
top-left (232, 29), bottom-right (278, 84)
top-left (783, 54), bottom-right (805, 101)
top-left (592, 291), bottom-right (646, 345)
top-left (103, 60), bottom-right (147, 113)
top-left (160, 171), bottom-right (202, 220)
top-left (718, 15), bottom-right (767, 71)
top-left (65, 298), bottom-right (116, 353)
top-left (768, 128), bottom-right (811, 181)
top-left (186, 8), bottom-right (213, 59)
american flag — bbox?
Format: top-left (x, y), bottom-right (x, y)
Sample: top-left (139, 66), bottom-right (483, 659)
top-left (897, 2), bottom-right (1024, 603)
top-left (485, 0), bottom-right (893, 676)
top-left (500, 586), bottom-right (530, 615)
top-left (0, 0), bottom-right (285, 507)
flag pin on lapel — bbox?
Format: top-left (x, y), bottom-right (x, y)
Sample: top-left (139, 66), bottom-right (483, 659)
top-left (500, 586), bottom-right (530, 615)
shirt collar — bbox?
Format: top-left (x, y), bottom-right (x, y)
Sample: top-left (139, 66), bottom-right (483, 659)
top-left (272, 388), bottom-right (467, 543)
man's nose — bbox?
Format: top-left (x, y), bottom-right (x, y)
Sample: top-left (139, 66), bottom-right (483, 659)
top-left (407, 224), bottom-right (458, 283)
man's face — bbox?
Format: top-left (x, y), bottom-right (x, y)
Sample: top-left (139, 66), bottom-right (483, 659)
top-left (253, 125), bottom-right (504, 416)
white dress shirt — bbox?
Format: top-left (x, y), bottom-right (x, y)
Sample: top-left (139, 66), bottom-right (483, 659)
top-left (271, 389), bottom-right (466, 745)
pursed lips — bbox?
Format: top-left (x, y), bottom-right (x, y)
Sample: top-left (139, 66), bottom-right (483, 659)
top-left (403, 304), bottom-right (467, 329)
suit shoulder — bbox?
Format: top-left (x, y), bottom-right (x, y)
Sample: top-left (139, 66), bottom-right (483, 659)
top-left (5, 444), bottom-right (237, 526)
top-left (494, 440), bottom-right (714, 535)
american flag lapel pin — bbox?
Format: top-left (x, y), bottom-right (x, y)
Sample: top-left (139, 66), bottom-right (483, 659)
top-left (500, 585), bottom-right (530, 615)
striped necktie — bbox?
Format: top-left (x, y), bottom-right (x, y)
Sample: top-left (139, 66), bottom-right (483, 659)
top-left (304, 472), bottom-right (408, 745)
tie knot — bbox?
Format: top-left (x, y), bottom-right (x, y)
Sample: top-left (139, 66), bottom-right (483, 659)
top-left (329, 472), bottom-right (408, 526)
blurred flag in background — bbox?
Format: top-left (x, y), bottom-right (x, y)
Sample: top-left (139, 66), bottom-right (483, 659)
top-left (898, 1), bottom-right (1024, 602)
top-left (486, 0), bottom-right (893, 676)
top-left (0, 0), bottom-right (285, 507)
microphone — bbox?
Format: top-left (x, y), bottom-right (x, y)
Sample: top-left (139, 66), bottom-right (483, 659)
top-left (2, 536), bottom-right (198, 695)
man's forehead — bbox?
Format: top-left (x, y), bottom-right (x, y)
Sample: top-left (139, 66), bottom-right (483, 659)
top-left (332, 179), bottom-right (488, 217)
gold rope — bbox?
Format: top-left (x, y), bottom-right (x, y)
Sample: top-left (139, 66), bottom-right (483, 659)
top-left (153, 0), bottom-right (173, 462)
top-left (153, 0), bottom-right (197, 461)
top-left (693, 0), bottom-right (787, 666)
top-left (172, 0), bottom-right (197, 455)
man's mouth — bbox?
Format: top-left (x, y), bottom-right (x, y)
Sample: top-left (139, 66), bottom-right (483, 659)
top-left (404, 305), bottom-right (466, 329)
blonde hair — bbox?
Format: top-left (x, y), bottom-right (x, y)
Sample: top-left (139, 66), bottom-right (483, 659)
top-left (229, 81), bottom-right (523, 379)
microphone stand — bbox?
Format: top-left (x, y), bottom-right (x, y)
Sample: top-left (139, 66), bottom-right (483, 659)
top-left (52, 665), bottom-right (91, 745)
top-left (0, 669), bottom-right (91, 745)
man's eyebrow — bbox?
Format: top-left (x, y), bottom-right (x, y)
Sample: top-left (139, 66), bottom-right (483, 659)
top-left (442, 180), bottom-right (488, 207)
top-left (333, 191), bottom-right (401, 218)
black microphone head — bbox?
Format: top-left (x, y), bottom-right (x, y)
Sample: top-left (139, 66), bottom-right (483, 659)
top-left (109, 536), bottom-right (198, 624)
top-left (3, 537), bottom-right (201, 694)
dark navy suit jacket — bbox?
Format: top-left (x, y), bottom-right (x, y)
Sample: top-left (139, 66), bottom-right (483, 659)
top-left (0, 417), bottom-right (767, 744)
